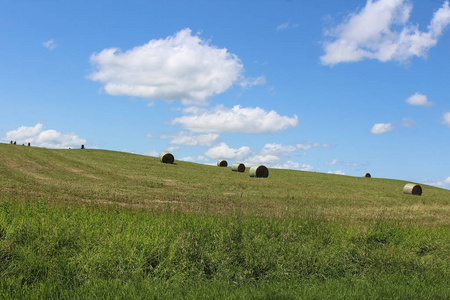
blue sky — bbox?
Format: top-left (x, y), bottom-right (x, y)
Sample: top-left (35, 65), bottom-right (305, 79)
top-left (1, 0), bottom-right (450, 189)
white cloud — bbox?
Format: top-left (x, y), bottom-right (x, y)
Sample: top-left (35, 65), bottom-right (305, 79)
top-left (146, 150), bottom-right (159, 157)
top-left (204, 142), bottom-right (251, 161)
top-left (89, 28), bottom-right (248, 106)
top-left (259, 143), bottom-right (298, 156)
top-left (370, 123), bottom-right (393, 134)
top-left (328, 170), bottom-right (346, 175)
top-left (426, 177), bottom-right (450, 190)
top-left (326, 158), bottom-right (339, 166)
top-left (443, 112), bottom-right (450, 126)
top-left (172, 105), bottom-right (298, 134)
top-left (276, 22), bottom-right (299, 31)
top-left (204, 141), bottom-right (322, 171)
top-left (238, 76), bottom-right (266, 88)
top-left (272, 161), bottom-right (315, 171)
top-left (3, 123), bottom-right (86, 149)
top-left (296, 142), bottom-right (328, 151)
top-left (401, 117), bottom-right (414, 127)
top-left (43, 39), bottom-right (57, 50)
top-left (321, 0), bottom-right (450, 65)
top-left (165, 131), bottom-right (219, 147)
top-left (406, 93), bottom-right (432, 106)
top-left (166, 146), bottom-right (179, 152)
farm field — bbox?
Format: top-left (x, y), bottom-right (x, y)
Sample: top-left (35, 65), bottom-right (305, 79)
top-left (0, 143), bottom-right (449, 299)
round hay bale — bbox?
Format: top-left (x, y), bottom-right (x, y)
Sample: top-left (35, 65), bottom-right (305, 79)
top-left (249, 165), bottom-right (269, 178)
top-left (231, 162), bottom-right (245, 172)
top-left (217, 159), bottom-right (228, 167)
top-left (159, 151), bottom-right (175, 164)
top-left (363, 173), bottom-right (371, 178)
top-left (403, 183), bottom-right (422, 196)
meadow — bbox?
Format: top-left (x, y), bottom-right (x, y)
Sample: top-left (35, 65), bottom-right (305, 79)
top-left (0, 143), bottom-right (449, 299)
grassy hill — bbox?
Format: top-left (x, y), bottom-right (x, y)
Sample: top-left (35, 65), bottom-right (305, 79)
top-left (0, 143), bottom-right (449, 299)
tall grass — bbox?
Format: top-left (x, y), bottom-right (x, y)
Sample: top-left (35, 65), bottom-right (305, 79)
top-left (0, 199), bottom-right (448, 299)
top-left (0, 144), bottom-right (449, 298)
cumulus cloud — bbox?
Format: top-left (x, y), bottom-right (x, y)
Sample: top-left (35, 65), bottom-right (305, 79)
top-left (89, 28), bottom-right (251, 105)
top-left (164, 131), bottom-right (219, 147)
top-left (3, 124), bottom-right (86, 148)
top-left (370, 123), bottom-right (393, 134)
top-left (204, 142), bottom-right (251, 161)
top-left (172, 105), bottom-right (298, 134)
top-left (443, 112), bottom-right (450, 126)
top-left (204, 141), bottom-right (323, 171)
top-left (43, 39), bottom-right (57, 50)
top-left (406, 93), bottom-right (432, 106)
top-left (321, 0), bottom-right (450, 65)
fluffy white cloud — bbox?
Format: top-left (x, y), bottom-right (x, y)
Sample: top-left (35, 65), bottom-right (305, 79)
top-left (3, 124), bottom-right (86, 149)
top-left (89, 28), bottom-right (246, 105)
top-left (204, 142), bottom-right (251, 160)
top-left (164, 131), bottom-right (219, 147)
top-left (370, 123), bottom-right (393, 134)
top-left (204, 141), bottom-right (323, 171)
top-left (172, 105), bottom-right (298, 134)
top-left (443, 112), bottom-right (450, 126)
top-left (406, 93), bottom-right (432, 106)
top-left (42, 39), bottom-right (57, 50)
top-left (321, 0), bottom-right (450, 65)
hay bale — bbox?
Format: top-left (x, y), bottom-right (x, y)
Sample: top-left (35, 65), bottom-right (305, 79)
top-left (403, 183), bottom-right (422, 196)
top-left (363, 173), bottom-right (371, 178)
top-left (217, 159), bottom-right (228, 167)
top-left (249, 165), bottom-right (269, 178)
top-left (231, 162), bottom-right (245, 172)
top-left (159, 151), bottom-right (174, 164)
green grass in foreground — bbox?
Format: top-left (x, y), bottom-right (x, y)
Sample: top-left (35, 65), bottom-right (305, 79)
top-left (0, 144), bottom-right (449, 298)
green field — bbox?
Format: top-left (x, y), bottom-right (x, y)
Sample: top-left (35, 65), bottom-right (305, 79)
top-left (0, 143), bottom-right (449, 299)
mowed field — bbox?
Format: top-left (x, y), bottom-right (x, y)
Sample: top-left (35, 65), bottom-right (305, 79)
top-left (0, 143), bottom-right (449, 299)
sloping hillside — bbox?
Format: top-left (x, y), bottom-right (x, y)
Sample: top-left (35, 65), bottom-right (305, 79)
top-left (0, 143), bottom-right (449, 225)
